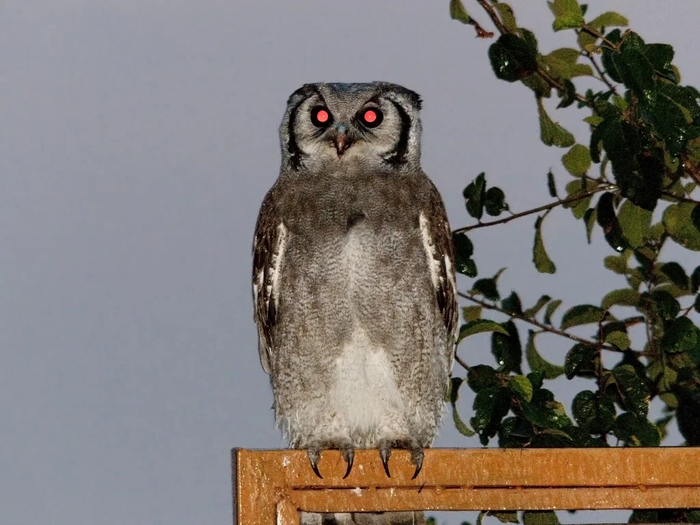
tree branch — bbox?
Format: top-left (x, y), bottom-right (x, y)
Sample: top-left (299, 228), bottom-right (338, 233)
top-left (458, 291), bottom-right (643, 354)
top-left (586, 51), bottom-right (617, 93)
top-left (580, 25), bottom-right (619, 50)
top-left (453, 186), bottom-right (609, 234)
top-left (476, 0), bottom-right (507, 34)
top-left (454, 352), bottom-right (470, 371)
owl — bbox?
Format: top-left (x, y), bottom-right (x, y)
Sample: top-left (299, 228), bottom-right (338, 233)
top-left (252, 82), bottom-right (457, 485)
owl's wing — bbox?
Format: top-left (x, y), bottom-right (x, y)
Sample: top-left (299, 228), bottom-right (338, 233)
top-left (252, 193), bottom-right (287, 375)
top-left (421, 183), bottom-right (459, 369)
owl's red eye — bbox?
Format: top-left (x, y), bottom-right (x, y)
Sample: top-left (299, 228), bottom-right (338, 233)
top-left (360, 108), bottom-right (383, 128)
top-left (310, 106), bottom-right (332, 127)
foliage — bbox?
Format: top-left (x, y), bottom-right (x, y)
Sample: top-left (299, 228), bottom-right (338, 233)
top-left (448, 1), bottom-right (700, 522)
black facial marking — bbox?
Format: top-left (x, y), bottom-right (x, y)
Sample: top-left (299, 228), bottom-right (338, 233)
top-left (346, 210), bottom-right (366, 230)
top-left (384, 100), bottom-right (412, 167)
top-left (286, 85), bottom-right (326, 170)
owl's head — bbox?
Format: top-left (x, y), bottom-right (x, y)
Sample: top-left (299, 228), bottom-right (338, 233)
top-left (279, 82), bottom-right (423, 174)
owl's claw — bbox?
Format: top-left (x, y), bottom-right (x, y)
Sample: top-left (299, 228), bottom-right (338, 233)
top-left (342, 448), bottom-right (354, 479)
top-left (410, 449), bottom-right (424, 480)
top-left (379, 445), bottom-right (392, 477)
top-left (377, 438), bottom-right (424, 479)
top-left (307, 450), bottom-right (323, 479)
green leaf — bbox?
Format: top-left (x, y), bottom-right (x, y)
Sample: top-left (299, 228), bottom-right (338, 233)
top-left (449, 0), bottom-right (471, 24)
top-left (605, 330), bottom-right (631, 351)
top-left (510, 375), bottom-right (534, 403)
top-left (453, 232), bottom-right (478, 277)
top-left (691, 266), bottom-right (700, 294)
top-left (544, 299), bottom-right (563, 325)
top-left (587, 11), bottom-right (628, 29)
top-left (591, 117), bottom-right (663, 211)
top-left (523, 295), bottom-right (552, 319)
top-left (613, 412), bottom-right (661, 446)
top-left (659, 262), bottom-right (689, 290)
top-left (458, 319), bottom-right (509, 343)
top-left (646, 83), bottom-right (699, 156)
top-left (502, 292), bottom-right (523, 315)
top-left (677, 390), bottom-right (700, 445)
top-left (564, 343), bottom-right (598, 379)
top-left (563, 178), bottom-right (598, 219)
top-left (489, 512), bottom-right (519, 524)
top-left (572, 390), bottom-right (616, 433)
top-left (548, 0), bottom-right (584, 31)
top-left (449, 377), bottom-right (477, 437)
top-left (485, 186), bottom-right (509, 216)
top-left (601, 288), bottom-right (640, 309)
top-left (603, 253), bottom-right (629, 274)
top-left (556, 78), bottom-right (577, 108)
top-left (467, 365), bottom-right (499, 392)
top-left (463, 173), bottom-right (486, 220)
top-left (661, 316), bottom-right (698, 354)
top-left (596, 191), bottom-right (629, 253)
top-left (561, 144), bottom-right (592, 176)
top-left (523, 511), bottom-right (559, 525)
top-left (546, 171), bottom-right (558, 198)
top-left (492, 3), bottom-right (517, 32)
top-left (541, 48), bottom-right (593, 80)
top-left (488, 34), bottom-right (538, 83)
top-left (648, 289), bottom-right (681, 321)
top-left (533, 215), bottom-right (556, 274)
top-left (520, 388), bottom-right (571, 429)
top-left (462, 305), bottom-right (482, 322)
top-left (470, 386), bottom-right (512, 444)
top-left (473, 278), bottom-right (499, 301)
top-left (537, 98), bottom-right (575, 147)
top-left (526, 330), bottom-right (565, 379)
top-left (584, 207), bottom-right (597, 244)
top-left (645, 43), bottom-right (676, 81)
top-left (617, 200), bottom-right (652, 248)
top-left (663, 203), bottom-right (700, 251)
top-left (612, 364), bottom-right (650, 417)
top-left (561, 304), bottom-right (608, 329)
top-left (613, 43), bottom-right (656, 101)
top-left (491, 320), bottom-right (523, 374)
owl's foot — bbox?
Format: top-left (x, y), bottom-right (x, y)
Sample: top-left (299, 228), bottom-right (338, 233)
top-left (306, 440), bottom-right (355, 479)
top-left (377, 438), bottom-right (424, 479)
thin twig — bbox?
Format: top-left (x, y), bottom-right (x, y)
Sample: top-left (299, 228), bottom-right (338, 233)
top-left (454, 352), bottom-right (470, 371)
top-left (458, 291), bottom-right (644, 354)
top-left (454, 186), bottom-right (610, 234)
top-left (476, 0), bottom-right (507, 34)
top-left (586, 52), bottom-right (617, 93)
top-left (580, 26), bottom-right (618, 50)
top-left (660, 190), bottom-right (700, 205)
top-left (682, 154), bottom-right (700, 185)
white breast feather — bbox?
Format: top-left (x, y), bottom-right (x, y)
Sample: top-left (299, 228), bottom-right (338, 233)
top-left (419, 212), bottom-right (440, 289)
top-left (268, 223), bottom-right (287, 310)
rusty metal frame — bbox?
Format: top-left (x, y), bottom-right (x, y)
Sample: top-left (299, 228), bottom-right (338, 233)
top-left (232, 448), bottom-right (700, 525)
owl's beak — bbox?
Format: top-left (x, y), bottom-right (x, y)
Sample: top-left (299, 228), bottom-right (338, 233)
top-left (333, 124), bottom-right (353, 156)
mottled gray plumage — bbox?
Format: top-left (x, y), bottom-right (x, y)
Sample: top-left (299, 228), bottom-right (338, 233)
top-left (252, 82), bottom-right (457, 524)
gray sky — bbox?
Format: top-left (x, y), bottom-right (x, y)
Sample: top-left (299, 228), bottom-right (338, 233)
top-left (1, 2), bottom-right (698, 524)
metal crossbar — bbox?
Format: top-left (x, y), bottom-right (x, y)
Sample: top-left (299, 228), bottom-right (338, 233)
top-left (231, 448), bottom-right (700, 525)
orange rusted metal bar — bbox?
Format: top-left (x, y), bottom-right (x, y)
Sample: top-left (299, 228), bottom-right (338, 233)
top-left (232, 448), bottom-right (700, 525)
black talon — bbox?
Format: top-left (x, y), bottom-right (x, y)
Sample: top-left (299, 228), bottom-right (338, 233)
top-left (342, 448), bottom-right (354, 479)
top-left (307, 451), bottom-right (323, 479)
top-left (379, 447), bottom-right (391, 477)
top-left (411, 450), bottom-right (424, 480)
